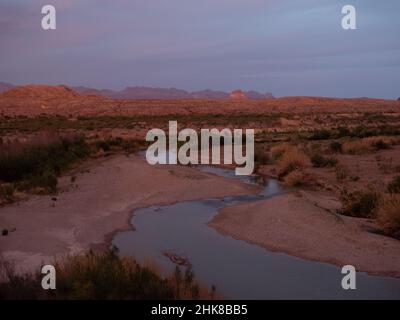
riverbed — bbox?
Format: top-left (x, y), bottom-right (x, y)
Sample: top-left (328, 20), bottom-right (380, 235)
top-left (113, 166), bottom-right (400, 300)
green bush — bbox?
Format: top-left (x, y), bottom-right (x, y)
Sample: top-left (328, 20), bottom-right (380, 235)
top-left (0, 136), bottom-right (90, 191)
top-left (387, 176), bottom-right (400, 194)
top-left (27, 169), bottom-right (58, 192)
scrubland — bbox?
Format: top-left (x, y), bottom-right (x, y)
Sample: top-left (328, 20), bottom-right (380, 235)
top-left (1, 85), bottom-right (400, 294)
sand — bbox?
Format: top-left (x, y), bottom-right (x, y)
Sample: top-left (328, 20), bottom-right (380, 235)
top-left (209, 191), bottom-right (400, 277)
top-left (0, 154), bottom-right (259, 273)
top-left (2, 152), bottom-right (400, 278)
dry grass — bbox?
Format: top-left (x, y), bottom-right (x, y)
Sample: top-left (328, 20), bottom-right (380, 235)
top-left (270, 144), bottom-right (292, 160)
top-left (0, 249), bottom-right (216, 300)
top-left (342, 136), bottom-right (399, 155)
top-left (377, 195), bottom-right (400, 239)
top-left (0, 184), bottom-right (15, 205)
top-left (284, 170), bottom-right (306, 187)
top-left (340, 188), bottom-right (381, 218)
top-left (335, 164), bottom-right (349, 181)
top-left (2, 86), bottom-right (399, 118)
top-left (276, 146), bottom-right (310, 177)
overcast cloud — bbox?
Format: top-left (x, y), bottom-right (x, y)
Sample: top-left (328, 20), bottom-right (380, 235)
top-left (0, 0), bottom-right (399, 98)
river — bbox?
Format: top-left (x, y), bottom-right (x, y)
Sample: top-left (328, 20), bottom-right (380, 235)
top-left (113, 165), bottom-right (400, 299)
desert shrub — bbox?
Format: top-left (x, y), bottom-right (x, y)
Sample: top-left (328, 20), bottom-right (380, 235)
top-left (310, 142), bottom-right (321, 149)
top-left (342, 136), bottom-right (397, 155)
top-left (335, 164), bottom-right (348, 181)
top-left (96, 137), bottom-right (144, 154)
top-left (387, 176), bottom-right (400, 194)
top-left (373, 139), bottom-right (390, 150)
top-left (342, 140), bottom-right (369, 155)
top-left (378, 124), bottom-right (400, 136)
top-left (377, 195), bottom-right (400, 239)
top-left (342, 125), bottom-right (400, 138)
top-left (270, 144), bottom-right (291, 160)
top-left (0, 184), bottom-right (15, 204)
top-left (254, 148), bottom-right (270, 165)
top-left (100, 137), bottom-right (124, 149)
top-left (26, 169), bottom-right (58, 192)
top-left (121, 139), bottom-right (145, 153)
top-left (310, 129), bottom-right (332, 140)
top-left (0, 249), bottom-right (212, 300)
top-left (340, 188), bottom-right (381, 218)
top-left (329, 141), bottom-right (342, 153)
top-left (337, 126), bottom-right (351, 138)
top-left (96, 140), bottom-right (111, 152)
top-left (284, 170), bottom-right (306, 187)
top-left (0, 136), bottom-right (89, 181)
top-left (351, 126), bottom-right (377, 138)
top-left (277, 147), bottom-right (310, 177)
top-left (310, 154), bottom-right (338, 168)
top-left (0, 136), bottom-right (90, 192)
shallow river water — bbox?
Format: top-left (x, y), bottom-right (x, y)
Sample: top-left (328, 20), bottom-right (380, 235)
top-left (113, 166), bottom-right (400, 299)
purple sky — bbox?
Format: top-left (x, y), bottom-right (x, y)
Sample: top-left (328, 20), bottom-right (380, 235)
top-left (0, 0), bottom-right (399, 98)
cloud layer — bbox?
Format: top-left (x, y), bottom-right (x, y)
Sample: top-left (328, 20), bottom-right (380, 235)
top-left (0, 0), bottom-right (399, 98)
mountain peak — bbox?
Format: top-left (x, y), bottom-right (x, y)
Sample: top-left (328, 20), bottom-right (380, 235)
top-left (1, 85), bottom-right (79, 99)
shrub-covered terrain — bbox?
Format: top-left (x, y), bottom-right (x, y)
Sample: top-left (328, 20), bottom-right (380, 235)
top-left (0, 135), bottom-right (90, 192)
top-left (0, 135), bottom-right (145, 203)
top-left (0, 249), bottom-right (214, 300)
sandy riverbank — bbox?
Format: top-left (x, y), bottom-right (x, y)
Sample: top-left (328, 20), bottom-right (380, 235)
top-left (209, 191), bottom-right (400, 278)
top-left (0, 154), bottom-right (259, 273)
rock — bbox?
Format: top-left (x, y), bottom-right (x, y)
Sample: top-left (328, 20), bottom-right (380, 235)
top-left (163, 251), bottom-right (191, 267)
top-left (230, 89), bottom-right (246, 99)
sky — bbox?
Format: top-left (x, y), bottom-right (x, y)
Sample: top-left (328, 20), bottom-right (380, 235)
top-left (0, 0), bottom-right (399, 98)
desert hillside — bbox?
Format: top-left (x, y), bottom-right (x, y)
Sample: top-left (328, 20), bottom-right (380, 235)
top-left (0, 85), bottom-right (399, 117)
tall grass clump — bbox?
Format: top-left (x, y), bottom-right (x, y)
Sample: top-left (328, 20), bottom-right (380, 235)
top-left (276, 146), bottom-right (310, 177)
top-left (329, 141), bottom-right (342, 153)
top-left (0, 184), bottom-right (15, 204)
top-left (342, 136), bottom-right (398, 155)
top-left (377, 195), bottom-right (400, 239)
top-left (270, 144), bottom-right (291, 161)
top-left (340, 188), bottom-right (381, 218)
top-left (283, 169), bottom-right (307, 187)
top-left (387, 176), bottom-right (400, 194)
top-left (0, 249), bottom-right (214, 300)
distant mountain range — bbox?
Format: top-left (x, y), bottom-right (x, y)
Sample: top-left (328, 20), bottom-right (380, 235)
top-left (72, 86), bottom-right (274, 100)
top-left (0, 82), bottom-right (274, 100)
